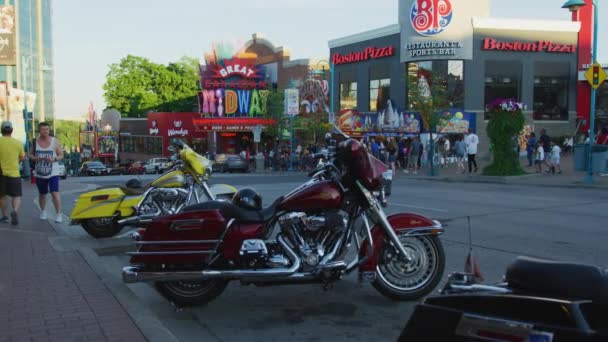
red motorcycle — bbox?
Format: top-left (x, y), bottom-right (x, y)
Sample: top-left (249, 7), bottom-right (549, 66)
top-left (122, 128), bottom-right (445, 306)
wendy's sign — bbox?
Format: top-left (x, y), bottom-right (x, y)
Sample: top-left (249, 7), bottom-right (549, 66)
top-left (199, 57), bottom-right (270, 117)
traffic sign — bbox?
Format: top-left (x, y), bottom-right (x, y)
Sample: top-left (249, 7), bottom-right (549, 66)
top-left (584, 62), bottom-right (607, 90)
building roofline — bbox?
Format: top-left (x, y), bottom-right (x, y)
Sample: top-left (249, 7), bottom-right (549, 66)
top-left (328, 24), bottom-right (400, 49)
top-left (472, 17), bottom-right (581, 33)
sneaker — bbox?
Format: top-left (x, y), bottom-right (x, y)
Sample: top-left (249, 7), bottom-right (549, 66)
top-left (0, 216), bottom-right (8, 223)
top-left (40, 211), bottom-right (48, 220)
top-left (55, 214), bottom-right (63, 223)
top-left (10, 211), bottom-right (17, 226)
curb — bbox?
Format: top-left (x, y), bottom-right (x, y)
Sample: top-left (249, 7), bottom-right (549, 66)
top-left (406, 174), bottom-right (608, 189)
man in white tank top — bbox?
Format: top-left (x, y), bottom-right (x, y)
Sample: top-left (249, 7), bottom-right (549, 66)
top-left (29, 122), bottom-right (64, 223)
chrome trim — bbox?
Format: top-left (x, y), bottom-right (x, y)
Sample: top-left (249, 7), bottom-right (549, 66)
top-left (448, 284), bottom-right (513, 293)
top-left (357, 181), bottom-right (412, 264)
top-left (126, 250), bottom-right (215, 256)
top-left (169, 219), bottom-right (205, 232)
top-left (346, 212), bottom-right (374, 273)
top-left (122, 234), bottom-right (300, 284)
top-left (207, 219), bottom-right (236, 265)
top-left (400, 226), bottom-right (444, 237)
top-left (134, 240), bottom-right (219, 245)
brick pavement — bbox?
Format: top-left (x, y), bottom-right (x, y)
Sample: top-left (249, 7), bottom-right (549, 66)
top-left (0, 183), bottom-right (146, 342)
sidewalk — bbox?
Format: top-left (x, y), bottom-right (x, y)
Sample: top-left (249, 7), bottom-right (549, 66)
top-left (392, 154), bottom-right (608, 189)
top-left (0, 183), bottom-right (146, 342)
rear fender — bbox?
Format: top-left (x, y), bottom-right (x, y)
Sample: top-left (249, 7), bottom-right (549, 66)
top-left (359, 213), bottom-right (443, 272)
top-left (210, 184), bottom-right (237, 198)
top-left (70, 187), bottom-right (126, 220)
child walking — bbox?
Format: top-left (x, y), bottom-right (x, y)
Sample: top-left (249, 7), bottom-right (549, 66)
top-left (535, 141), bottom-right (544, 173)
top-left (550, 141), bottom-right (562, 174)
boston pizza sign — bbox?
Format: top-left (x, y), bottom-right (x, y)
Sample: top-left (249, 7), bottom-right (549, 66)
top-left (410, 0), bottom-right (454, 36)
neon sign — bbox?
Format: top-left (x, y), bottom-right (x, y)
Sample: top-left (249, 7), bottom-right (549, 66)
top-left (199, 57), bottom-right (270, 117)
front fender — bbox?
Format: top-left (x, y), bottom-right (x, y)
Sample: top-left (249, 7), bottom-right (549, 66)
top-left (210, 183), bottom-right (238, 198)
top-left (359, 213), bottom-right (443, 272)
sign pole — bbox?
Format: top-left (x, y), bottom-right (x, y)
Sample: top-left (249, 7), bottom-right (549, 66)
top-left (585, 1), bottom-right (599, 184)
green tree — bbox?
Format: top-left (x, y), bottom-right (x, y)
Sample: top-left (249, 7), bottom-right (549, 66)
top-left (265, 90), bottom-right (285, 139)
top-left (103, 55), bottom-right (200, 117)
top-left (407, 71), bottom-right (449, 176)
top-left (54, 120), bottom-right (82, 150)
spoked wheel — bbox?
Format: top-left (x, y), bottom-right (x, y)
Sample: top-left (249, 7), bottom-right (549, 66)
top-left (81, 217), bottom-right (122, 239)
top-left (372, 235), bottom-right (445, 301)
top-left (155, 280), bottom-right (228, 307)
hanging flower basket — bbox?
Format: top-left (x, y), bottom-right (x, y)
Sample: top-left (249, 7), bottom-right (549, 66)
top-left (483, 98), bottom-right (526, 176)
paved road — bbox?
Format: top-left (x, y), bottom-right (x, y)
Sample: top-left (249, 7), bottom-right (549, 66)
top-left (56, 174), bottom-right (608, 341)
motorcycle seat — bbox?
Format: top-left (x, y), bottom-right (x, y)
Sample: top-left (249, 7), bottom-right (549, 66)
top-left (120, 182), bottom-right (153, 195)
top-left (183, 197), bottom-right (283, 224)
top-left (506, 256), bottom-right (608, 305)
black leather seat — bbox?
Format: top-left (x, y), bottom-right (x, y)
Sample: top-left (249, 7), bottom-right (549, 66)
top-left (183, 197), bottom-right (283, 223)
top-left (506, 257), bottom-right (608, 305)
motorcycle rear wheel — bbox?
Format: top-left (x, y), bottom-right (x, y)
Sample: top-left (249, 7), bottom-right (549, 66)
top-left (81, 218), bottom-right (122, 239)
top-left (155, 279), bottom-right (228, 307)
top-left (372, 235), bottom-right (445, 301)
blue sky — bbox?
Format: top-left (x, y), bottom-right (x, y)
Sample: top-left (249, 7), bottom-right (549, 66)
top-left (53, 0), bottom-right (607, 119)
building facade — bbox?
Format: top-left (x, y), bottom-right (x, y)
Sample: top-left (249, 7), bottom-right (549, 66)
top-left (0, 0), bottom-right (54, 132)
top-left (120, 34), bottom-right (328, 159)
top-left (329, 0), bottom-right (584, 154)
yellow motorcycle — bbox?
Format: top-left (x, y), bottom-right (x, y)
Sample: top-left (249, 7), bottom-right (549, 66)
top-left (70, 143), bottom-right (237, 238)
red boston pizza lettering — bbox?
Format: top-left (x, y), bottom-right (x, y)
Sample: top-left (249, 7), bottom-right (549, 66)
top-left (333, 46), bottom-right (395, 65)
top-left (482, 38), bottom-right (575, 53)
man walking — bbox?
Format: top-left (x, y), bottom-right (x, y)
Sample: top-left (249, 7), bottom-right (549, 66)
top-left (30, 122), bottom-right (63, 222)
top-left (0, 121), bottom-right (26, 225)
top-left (465, 128), bottom-right (479, 173)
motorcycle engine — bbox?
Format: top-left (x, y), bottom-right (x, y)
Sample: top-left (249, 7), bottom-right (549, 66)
top-left (149, 188), bottom-right (189, 215)
top-left (279, 210), bottom-right (348, 269)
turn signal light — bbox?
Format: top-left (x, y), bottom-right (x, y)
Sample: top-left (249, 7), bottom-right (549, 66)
top-left (91, 195), bottom-right (110, 201)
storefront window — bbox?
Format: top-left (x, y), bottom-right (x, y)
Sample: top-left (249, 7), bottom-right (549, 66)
top-left (597, 81), bottom-right (608, 124)
top-left (533, 77), bottom-right (568, 121)
top-left (533, 62), bottom-right (570, 121)
top-left (340, 82), bottom-right (357, 110)
top-left (370, 79), bottom-right (390, 112)
top-left (407, 60), bottom-right (464, 110)
top-left (120, 136), bottom-right (162, 155)
top-left (484, 61), bottom-right (522, 120)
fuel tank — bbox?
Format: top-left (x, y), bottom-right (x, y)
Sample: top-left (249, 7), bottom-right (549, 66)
top-left (151, 170), bottom-right (186, 188)
top-left (278, 180), bottom-right (343, 212)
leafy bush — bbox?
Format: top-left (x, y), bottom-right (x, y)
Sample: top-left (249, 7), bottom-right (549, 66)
top-left (483, 99), bottom-right (526, 176)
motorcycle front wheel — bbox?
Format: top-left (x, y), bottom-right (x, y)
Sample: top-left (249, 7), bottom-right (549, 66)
top-left (81, 218), bottom-right (122, 239)
top-left (155, 280), bottom-right (228, 307)
top-left (373, 235), bottom-right (445, 301)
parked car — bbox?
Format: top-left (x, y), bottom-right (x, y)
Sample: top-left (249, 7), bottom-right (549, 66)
top-left (212, 154), bottom-right (228, 173)
top-left (127, 161), bottom-right (145, 175)
top-left (224, 155), bottom-right (249, 173)
top-left (79, 161), bottom-right (108, 177)
top-left (58, 160), bottom-right (67, 179)
top-left (144, 158), bottom-right (170, 174)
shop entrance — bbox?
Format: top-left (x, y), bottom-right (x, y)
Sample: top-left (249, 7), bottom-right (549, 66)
top-left (218, 132), bottom-right (254, 155)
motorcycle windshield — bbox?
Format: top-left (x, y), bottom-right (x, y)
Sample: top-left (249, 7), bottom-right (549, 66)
top-left (181, 148), bottom-right (210, 176)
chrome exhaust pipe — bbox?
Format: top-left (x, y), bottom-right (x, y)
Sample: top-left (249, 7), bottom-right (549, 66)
top-left (122, 235), bottom-right (300, 284)
top-left (118, 216), bottom-right (152, 226)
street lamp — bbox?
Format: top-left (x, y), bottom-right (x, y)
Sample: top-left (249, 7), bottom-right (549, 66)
top-left (562, 0), bottom-right (598, 183)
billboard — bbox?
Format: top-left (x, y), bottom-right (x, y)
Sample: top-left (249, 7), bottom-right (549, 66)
top-left (399, 0), bottom-right (489, 62)
top-left (0, 6), bottom-right (16, 65)
top-left (0, 83), bottom-right (37, 143)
